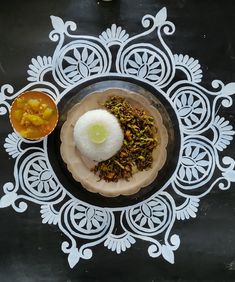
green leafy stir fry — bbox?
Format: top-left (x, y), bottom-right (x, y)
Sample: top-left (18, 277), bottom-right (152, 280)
top-left (92, 96), bottom-right (158, 182)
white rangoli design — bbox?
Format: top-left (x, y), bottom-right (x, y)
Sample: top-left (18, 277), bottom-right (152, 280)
top-left (1, 7), bottom-right (235, 267)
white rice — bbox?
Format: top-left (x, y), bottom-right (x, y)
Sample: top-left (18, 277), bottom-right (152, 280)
top-left (73, 109), bottom-right (124, 162)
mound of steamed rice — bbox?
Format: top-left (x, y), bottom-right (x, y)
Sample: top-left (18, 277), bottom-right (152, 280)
top-left (73, 109), bottom-right (124, 162)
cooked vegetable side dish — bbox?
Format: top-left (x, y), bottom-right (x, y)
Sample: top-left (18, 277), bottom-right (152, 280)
top-left (10, 91), bottom-right (58, 139)
top-left (91, 96), bottom-right (158, 182)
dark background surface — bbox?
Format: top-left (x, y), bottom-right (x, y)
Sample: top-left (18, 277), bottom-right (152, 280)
top-left (0, 0), bottom-right (235, 281)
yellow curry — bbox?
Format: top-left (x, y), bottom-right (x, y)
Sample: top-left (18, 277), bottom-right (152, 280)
top-left (10, 91), bottom-right (58, 139)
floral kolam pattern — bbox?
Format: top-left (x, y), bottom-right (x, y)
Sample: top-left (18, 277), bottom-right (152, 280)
top-left (1, 8), bottom-right (235, 267)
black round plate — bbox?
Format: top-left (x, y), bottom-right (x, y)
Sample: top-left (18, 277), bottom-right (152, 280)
top-left (47, 77), bottom-right (181, 208)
